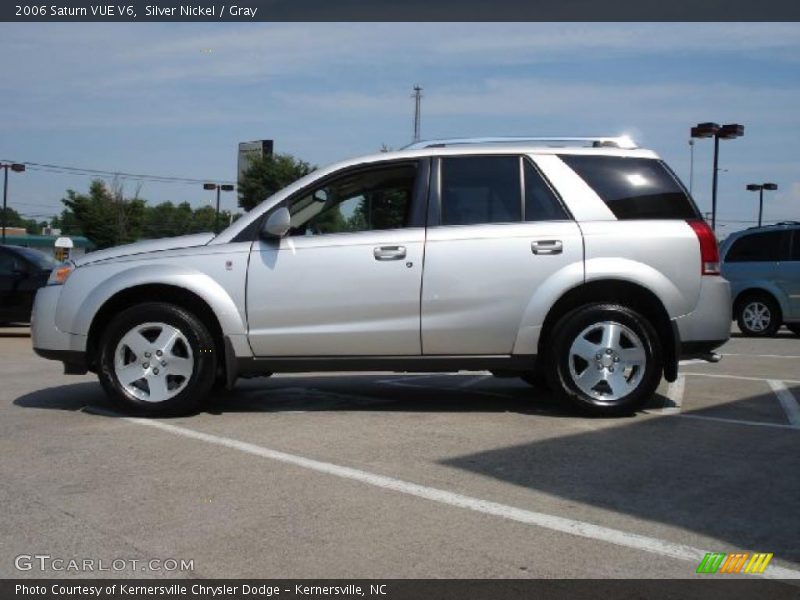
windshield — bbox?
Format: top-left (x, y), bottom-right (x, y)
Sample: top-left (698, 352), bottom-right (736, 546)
top-left (14, 247), bottom-right (58, 270)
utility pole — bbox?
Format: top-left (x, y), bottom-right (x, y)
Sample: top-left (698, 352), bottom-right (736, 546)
top-left (412, 85), bottom-right (423, 143)
top-left (1, 162), bottom-right (26, 244)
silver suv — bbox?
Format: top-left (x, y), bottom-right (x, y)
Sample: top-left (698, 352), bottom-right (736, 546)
top-left (31, 136), bottom-right (731, 416)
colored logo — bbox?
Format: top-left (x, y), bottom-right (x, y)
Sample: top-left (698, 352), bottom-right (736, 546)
top-left (696, 552), bottom-right (773, 575)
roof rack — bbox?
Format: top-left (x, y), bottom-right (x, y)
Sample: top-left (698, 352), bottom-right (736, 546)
top-left (403, 135), bottom-right (638, 150)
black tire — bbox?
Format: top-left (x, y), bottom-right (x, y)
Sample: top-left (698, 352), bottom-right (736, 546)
top-left (98, 302), bottom-right (217, 416)
top-left (787, 324), bottom-right (800, 337)
top-left (546, 303), bottom-right (662, 416)
top-left (736, 292), bottom-right (781, 337)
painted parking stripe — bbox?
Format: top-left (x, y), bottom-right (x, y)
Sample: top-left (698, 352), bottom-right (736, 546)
top-left (457, 374), bottom-right (492, 388)
top-left (678, 413), bottom-right (800, 431)
top-left (662, 374), bottom-right (685, 414)
top-left (768, 380), bottom-right (800, 428)
top-left (723, 353), bottom-right (800, 360)
top-left (377, 374), bottom-right (517, 400)
top-left (91, 409), bottom-right (800, 579)
top-left (683, 372), bottom-right (800, 385)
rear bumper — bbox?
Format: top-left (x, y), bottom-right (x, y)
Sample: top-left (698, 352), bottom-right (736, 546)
top-left (31, 286), bottom-right (88, 373)
top-left (674, 276), bottom-right (732, 345)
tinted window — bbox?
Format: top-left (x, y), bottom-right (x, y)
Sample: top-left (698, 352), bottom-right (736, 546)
top-left (441, 156), bottom-right (521, 225)
top-left (559, 155), bottom-right (699, 220)
top-left (791, 230), bottom-right (800, 261)
top-left (726, 231), bottom-right (788, 262)
top-left (288, 163), bottom-right (416, 236)
top-left (0, 251), bottom-right (14, 275)
top-left (14, 247), bottom-right (56, 269)
top-left (524, 159), bottom-right (569, 221)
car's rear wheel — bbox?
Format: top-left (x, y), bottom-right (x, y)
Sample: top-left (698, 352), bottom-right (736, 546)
top-left (736, 293), bottom-right (781, 337)
top-left (98, 302), bottom-right (216, 415)
top-left (546, 304), bottom-right (662, 416)
top-left (787, 324), bottom-right (800, 337)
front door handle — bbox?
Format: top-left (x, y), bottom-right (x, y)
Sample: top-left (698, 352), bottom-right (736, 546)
top-left (374, 246), bottom-right (407, 261)
top-left (531, 240), bottom-right (563, 255)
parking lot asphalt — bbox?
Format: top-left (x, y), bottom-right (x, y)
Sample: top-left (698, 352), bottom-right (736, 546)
top-left (1, 325), bottom-right (799, 580)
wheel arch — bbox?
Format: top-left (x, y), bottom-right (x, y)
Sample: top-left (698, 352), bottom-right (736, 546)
top-left (733, 286), bottom-right (785, 320)
top-left (85, 284), bottom-right (227, 372)
top-left (536, 279), bottom-right (677, 381)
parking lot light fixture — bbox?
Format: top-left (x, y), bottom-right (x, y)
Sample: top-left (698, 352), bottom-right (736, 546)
top-left (691, 122), bottom-right (744, 232)
top-left (203, 182), bottom-right (236, 234)
top-left (746, 183), bottom-right (779, 227)
top-left (1, 162), bottom-right (26, 244)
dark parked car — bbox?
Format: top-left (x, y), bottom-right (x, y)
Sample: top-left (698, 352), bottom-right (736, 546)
top-left (0, 245), bottom-right (57, 324)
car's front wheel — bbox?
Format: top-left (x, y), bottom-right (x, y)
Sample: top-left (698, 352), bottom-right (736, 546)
top-left (98, 302), bottom-right (216, 415)
top-left (546, 304), bottom-right (662, 416)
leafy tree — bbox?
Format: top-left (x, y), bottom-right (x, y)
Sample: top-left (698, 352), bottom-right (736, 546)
top-left (238, 153), bottom-right (315, 212)
top-left (50, 208), bottom-right (83, 236)
top-left (44, 181), bottom-right (244, 249)
top-left (61, 180), bottom-right (145, 249)
top-left (0, 207), bottom-right (40, 234)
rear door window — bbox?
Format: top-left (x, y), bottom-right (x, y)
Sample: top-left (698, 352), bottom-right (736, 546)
top-left (559, 155), bottom-right (700, 220)
top-left (524, 159), bottom-right (569, 221)
top-left (440, 156), bottom-right (521, 225)
top-left (725, 231), bottom-right (789, 262)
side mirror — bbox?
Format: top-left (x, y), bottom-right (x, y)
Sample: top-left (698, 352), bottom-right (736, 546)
top-left (261, 207), bottom-right (291, 238)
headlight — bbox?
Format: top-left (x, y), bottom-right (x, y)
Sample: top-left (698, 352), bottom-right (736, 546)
top-left (48, 261), bottom-right (75, 286)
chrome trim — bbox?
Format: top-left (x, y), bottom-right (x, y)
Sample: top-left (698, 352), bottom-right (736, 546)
top-left (404, 136), bottom-right (638, 150)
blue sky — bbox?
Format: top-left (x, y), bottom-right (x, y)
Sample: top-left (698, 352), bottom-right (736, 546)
top-left (1, 22), bottom-right (799, 238)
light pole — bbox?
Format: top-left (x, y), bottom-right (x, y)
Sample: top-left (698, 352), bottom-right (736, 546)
top-left (746, 183), bottom-right (778, 228)
top-left (1, 162), bottom-right (26, 244)
top-left (203, 183), bottom-right (235, 234)
top-left (690, 122), bottom-right (744, 232)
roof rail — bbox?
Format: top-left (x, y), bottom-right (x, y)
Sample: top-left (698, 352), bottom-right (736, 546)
top-left (403, 135), bottom-right (638, 150)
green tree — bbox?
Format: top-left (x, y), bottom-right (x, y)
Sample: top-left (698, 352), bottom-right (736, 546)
top-left (50, 208), bottom-right (83, 236)
top-left (0, 207), bottom-right (40, 233)
top-left (238, 153), bottom-right (315, 212)
top-left (61, 180), bottom-right (146, 249)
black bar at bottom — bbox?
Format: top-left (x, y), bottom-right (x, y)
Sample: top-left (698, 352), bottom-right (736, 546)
top-left (3, 579), bottom-right (798, 600)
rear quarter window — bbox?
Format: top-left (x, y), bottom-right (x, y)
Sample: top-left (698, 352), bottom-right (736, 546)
top-left (559, 155), bottom-right (700, 220)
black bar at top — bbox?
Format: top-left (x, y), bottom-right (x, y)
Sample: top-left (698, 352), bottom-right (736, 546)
top-left (2, 0), bottom-right (800, 22)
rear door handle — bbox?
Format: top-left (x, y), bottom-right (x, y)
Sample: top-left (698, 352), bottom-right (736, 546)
top-left (374, 246), bottom-right (407, 261)
top-left (531, 240), bottom-right (563, 255)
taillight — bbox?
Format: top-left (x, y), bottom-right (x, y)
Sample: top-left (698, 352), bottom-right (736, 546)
top-left (687, 219), bottom-right (720, 275)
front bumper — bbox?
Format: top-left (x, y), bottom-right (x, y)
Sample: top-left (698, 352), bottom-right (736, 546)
top-left (31, 286), bottom-right (88, 373)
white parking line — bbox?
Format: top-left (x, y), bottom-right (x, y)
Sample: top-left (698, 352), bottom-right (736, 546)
top-left (94, 410), bottom-right (800, 579)
top-left (643, 375), bottom-right (684, 415)
top-left (663, 375), bottom-right (685, 414)
top-left (682, 372), bottom-right (800, 385)
top-left (678, 413), bottom-right (800, 431)
top-left (377, 374), bottom-right (517, 400)
top-left (456, 374), bottom-right (492, 388)
top-left (768, 380), bottom-right (800, 428)
top-left (723, 353), bottom-right (800, 360)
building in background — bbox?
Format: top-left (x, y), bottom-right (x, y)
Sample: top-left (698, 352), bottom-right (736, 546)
top-left (2, 230), bottom-right (94, 259)
top-left (237, 139), bottom-right (273, 186)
